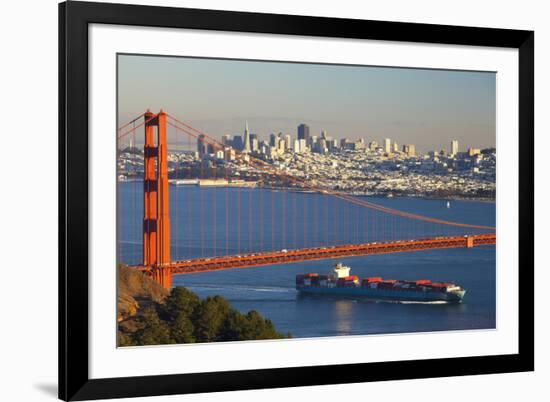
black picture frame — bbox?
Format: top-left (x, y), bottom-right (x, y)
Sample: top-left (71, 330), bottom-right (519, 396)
top-left (59, 1), bottom-right (534, 400)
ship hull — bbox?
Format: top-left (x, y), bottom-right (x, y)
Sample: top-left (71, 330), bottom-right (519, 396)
top-left (297, 286), bottom-right (465, 303)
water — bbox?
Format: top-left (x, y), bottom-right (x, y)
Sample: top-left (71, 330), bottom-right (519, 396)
top-left (118, 183), bottom-right (496, 337)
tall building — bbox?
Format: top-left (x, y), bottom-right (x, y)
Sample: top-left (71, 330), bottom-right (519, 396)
top-left (309, 135), bottom-right (317, 149)
top-left (317, 138), bottom-right (328, 154)
top-left (243, 120), bottom-right (251, 153)
top-left (277, 138), bottom-right (286, 154)
top-left (284, 134), bottom-right (292, 150)
top-left (260, 140), bottom-right (269, 155)
top-left (298, 139), bottom-right (307, 153)
top-left (250, 134), bottom-right (259, 152)
top-left (468, 147), bottom-right (481, 157)
top-left (233, 135), bottom-right (243, 151)
top-left (221, 134), bottom-right (232, 146)
top-left (269, 133), bottom-right (277, 147)
top-left (383, 138), bottom-right (392, 154)
top-left (298, 124), bottom-right (310, 142)
top-left (197, 134), bottom-right (207, 157)
top-left (402, 144), bottom-right (416, 157)
top-left (451, 140), bottom-right (459, 156)
top-left (293, 139), bottom-right (300, 153)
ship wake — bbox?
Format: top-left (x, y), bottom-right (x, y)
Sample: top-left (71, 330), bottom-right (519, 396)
top-left (375, 299), bottom-right (452, 305)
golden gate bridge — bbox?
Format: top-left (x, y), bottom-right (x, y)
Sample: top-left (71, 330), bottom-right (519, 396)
top-left (117, 110), bottom-right (496, 289)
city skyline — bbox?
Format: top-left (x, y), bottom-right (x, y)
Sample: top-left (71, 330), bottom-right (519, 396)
top-left (118, 54), bottom-right (496, 153)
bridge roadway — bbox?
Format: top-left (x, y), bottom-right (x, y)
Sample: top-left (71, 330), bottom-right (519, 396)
top-left (134, 233), bottom-right (496, 275)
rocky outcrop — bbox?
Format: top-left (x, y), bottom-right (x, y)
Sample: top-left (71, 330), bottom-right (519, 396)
top-left (117, 265), bottom-right (169, 321)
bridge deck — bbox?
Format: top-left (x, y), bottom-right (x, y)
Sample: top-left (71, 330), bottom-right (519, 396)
top-left (132, 233), bottom-right (495, 275)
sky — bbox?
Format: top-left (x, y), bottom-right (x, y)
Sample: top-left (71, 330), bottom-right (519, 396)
top-left (117, 54), bottom-right (496, 153)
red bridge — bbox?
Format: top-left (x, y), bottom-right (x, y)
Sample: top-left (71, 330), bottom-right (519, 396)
top-left (118, 111), bottom-right (496, 289)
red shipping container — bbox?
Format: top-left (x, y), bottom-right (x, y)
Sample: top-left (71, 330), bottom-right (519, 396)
top-left (342, 276), bottom-right (359, 281)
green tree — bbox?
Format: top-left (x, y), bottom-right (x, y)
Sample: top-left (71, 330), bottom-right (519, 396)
top-left (118, 283), bottom-right (290, 346)
top-left (193, 296), bottom-right (231, 342)
top-left (218, 309), bottom-right (249, 341)
top-left (162, 286), bottom-right (199, 343)
top-left (242, 310), bottom-right (284, 340)
top-left (171, 313), bottom-right (195, 343)
top-left (218, 309), bottom-right (285, 341)
top-left (163, 286), bottom-right (200, 319)
top-left (133, 307), bottom-right (174, 345)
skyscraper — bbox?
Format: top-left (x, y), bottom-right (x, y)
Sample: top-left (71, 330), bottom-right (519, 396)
top-left (250, 133), bottom-right (259, 152)
top-left (243, 120), bottom-right (251, 153)
top-left (298, 139), bottom-right (307, 153)
top-left (277, 138), bottom-right (286, 154)
top-left (284, 134), bottom-right (292, 150)
top-left (221, 134), bottom-right (232, 146)
top-left (383, 138), bottom-right (392, 154)
top-left (198, 134), bottom-right (207, 157)
top-left (269, 133), bottom-right (277, 147)
top-left (451, 140), bottom-right (459, 156)
top-left (293, 139), bottom-right (300, 153)
top-left (402, 144), bottom-right (416, 157)
top-left (232, 135), bottom-right (243, 151)
top-left (298, 124), bottom-right (310, 142)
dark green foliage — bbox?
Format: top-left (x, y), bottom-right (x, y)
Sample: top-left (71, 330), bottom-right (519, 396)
top-left (219, 309), bottom-right (284, 341)
top-left (193, 296), bottom-right (231, 342)
top-left (218, 309), bottom-right (249, 341)
top-left (162, 286), bottom-right (200, 318)
top-left (118, 286), bottom-right (288, 346)
top-left (132, 307), bottom-right (175, 345)
top-left (171, 313), bottom-right (195, 343)
top-left (241, 310), bottom-right (284, 340)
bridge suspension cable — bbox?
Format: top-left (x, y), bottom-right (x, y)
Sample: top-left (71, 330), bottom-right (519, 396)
top-left (116, 110), bottom-right (496, 286)
top-left (117, 113), bottom-right (146, 132)
top-left (118, 113), bottom-right (157, 141)
top-left (163, 113), bottom-right (495, 231)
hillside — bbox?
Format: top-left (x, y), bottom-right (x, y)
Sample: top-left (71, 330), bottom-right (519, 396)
top-left (117, 266), bottom-right (288, 346)
top-left (117, 265), bottom-right (169, 321)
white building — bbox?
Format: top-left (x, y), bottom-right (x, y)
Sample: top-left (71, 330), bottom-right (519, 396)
top-left (251, 137), bottom-right (259, 152)
top-left (298, 139), bottom-right (308, 153)
top-left (243, 120), bottom-right (251, 153)
top-left (293, 139), bottom-right (301, 153)
top-left (451, 140), bottom-right (459, 156)
top-left (402, 144), bottom-right (416, 157)
top-left (383, 138), bottom-right (392, 154)
top-left (284, 134), bottom-right (292, 150)
top-left (277, 138), bottom-right (286, 154)
top-left (392, 141), bottom-right (399, 153)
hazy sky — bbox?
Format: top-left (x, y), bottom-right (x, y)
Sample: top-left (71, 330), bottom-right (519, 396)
top-left (118, 54), bottom-right (496, 153)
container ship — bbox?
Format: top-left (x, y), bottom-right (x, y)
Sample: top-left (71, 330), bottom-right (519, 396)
top-left (296, 263), bottom-right (466, 303)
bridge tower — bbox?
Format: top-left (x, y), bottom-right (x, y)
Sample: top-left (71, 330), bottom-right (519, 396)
top-left (143, 110), bottom-right (172, 289)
